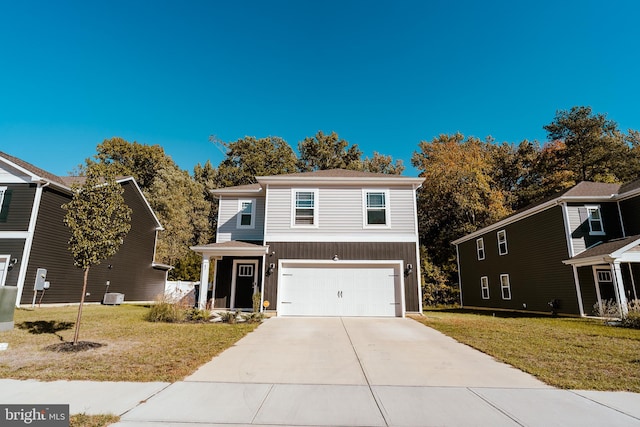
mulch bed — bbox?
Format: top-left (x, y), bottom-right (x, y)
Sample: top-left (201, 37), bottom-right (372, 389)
top-left (45, 341), bottom-right (105, 352)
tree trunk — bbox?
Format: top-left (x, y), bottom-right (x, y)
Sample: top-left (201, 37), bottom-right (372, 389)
top-left (73, 267), bottom-right (90, 345)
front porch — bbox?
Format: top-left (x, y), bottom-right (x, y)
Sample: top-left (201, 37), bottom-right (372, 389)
top-left (190, 241), bottom-right (270, 311)
top-left (563, 235), bottom-right (640, 317)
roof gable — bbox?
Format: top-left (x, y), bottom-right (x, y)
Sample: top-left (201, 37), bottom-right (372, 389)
top-left (0, 151), bottom-right (70, 188)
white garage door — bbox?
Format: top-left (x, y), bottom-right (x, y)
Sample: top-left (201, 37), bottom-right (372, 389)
top-left (277, 261), bottom-right (404, 317)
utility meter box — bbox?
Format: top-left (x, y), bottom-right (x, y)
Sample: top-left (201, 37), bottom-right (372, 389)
top-left (0, 286), bottom-right (18, 331)
top-left (103, 293), bottom-right (124, 305)
top-left (34, 268), bottom-right (47, 291)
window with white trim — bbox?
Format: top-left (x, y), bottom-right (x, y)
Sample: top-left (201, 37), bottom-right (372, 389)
top-left (597, 270), bottom-right (612, 282)
top-left (238, 264), bottom-right (254, 277)
top-left (586, 206), bottom-right (605, 235)
top-left (481, 276), bottom-right (489, 299)
top-left (364, 190), bottom-right (389, 226)
top-left (237, 199), bottom-right (256, 228)
top-left (292, 189), bottom-right (318, 226)
top-left (476, 238), bottom-right (485, 260)
top-left (497, 230), bottom-right (508, 255)
top-left (500, 274), bottom-right (511, 300)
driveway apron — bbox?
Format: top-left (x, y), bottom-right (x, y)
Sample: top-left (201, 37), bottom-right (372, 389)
top-left (117, 317), bottom-right (640, 427)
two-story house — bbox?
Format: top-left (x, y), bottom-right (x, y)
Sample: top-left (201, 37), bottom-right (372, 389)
top-left (453, 180), bottom-right (640, 317)
top-left (0, 152), bottom-right (170, 306)
top-left (191, 169), bottom-right (425, 317)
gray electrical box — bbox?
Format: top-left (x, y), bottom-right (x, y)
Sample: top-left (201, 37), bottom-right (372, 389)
top-left (34, 268), bottom-right (47, 291)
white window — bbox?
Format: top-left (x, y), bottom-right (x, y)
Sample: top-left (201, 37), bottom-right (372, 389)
top-left (500, 274), bottom-right (511, 300)
top-left (586, 206), bottom-right (605, 235)
top-left (476, 238), bottom-right (485, 260)
top-left (481, 276), bottom-right (489, 299)
top-left (597, 270), bottom-right (612, 282)
top-left (238, 264), bottom-right (254, 277)
top-left (292, 189), bottom-right (318, 226)
top-left (497, 230), bottom-right (508, 255)
top-left (364, 190), bottom-right (389, 227)
top-left (237, 199), bottom-right (256, 229)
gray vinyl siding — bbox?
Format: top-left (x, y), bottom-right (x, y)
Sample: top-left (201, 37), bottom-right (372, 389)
top-left (265, 185), bottom-right (417, 237)
top-left (20, 182), bottom-right (166, 304)
top-left (0, 183), bottom-right (36, 231)
top-left (619, 195), bottom-right (640, 236)
top-left (0, 239), bottom-right (26, 287)
top-left (216, 196), bottom-right (266, 242)
top-left (263, 241), bottom-right (420, 312)
top-left (566, 202), bottom-right (623, 255)
top-left (458, 206), bottom-right (578, 314)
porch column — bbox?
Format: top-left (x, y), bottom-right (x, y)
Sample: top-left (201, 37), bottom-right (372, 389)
top-left (198, 255), bottom-right (210, 310)
top-left (628, 263), bottom-right (638, 301)
top-left (572, 265), bottom-right (585, 316)
top-left (612, 261), bottom-right (628, 317)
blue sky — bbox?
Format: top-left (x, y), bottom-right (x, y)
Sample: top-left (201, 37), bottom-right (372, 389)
top-left (1, 0), bottom-right (638, 177)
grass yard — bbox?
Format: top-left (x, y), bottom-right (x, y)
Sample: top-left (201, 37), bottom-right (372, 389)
top-left (414, 309), bottom-right (640, 392)
top-left (0, 304), bottom-right (258, 382)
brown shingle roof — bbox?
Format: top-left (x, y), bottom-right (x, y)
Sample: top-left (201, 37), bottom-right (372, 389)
top-left (259, 169), bottom-right (408, 179)
top-left (619, 178), bottom-right (640, 195)
top-left (570, 235), bottom-right (640, 260)
top-left (0, 151), bottom-right (69, 187)
top-left (563, 181), bottom-right (621, 197)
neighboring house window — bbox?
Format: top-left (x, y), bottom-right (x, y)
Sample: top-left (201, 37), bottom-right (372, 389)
top-left (586, 206), bottom-right (605, 235)
top-left (500, 274), bottom-right (511, 300)
top-left (364, 190), bottom-right (389, 226)
top-left (237, 199), bottom-right (256, 229)
top-left (292, 189), bottom-right (318, 226)
top-left (497, 230), bottom-right (508, 255)
top-left (481, 276), bottom-right (489, 299)
top-left (476, 238), bottom-right (485, 260)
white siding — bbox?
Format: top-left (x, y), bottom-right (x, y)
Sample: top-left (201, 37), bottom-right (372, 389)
top-left (566, 205), bottom-right (586, 255)
top-left (265, 185), bottom-right (418, 242)
top-left (216, 196), bottom-right (266, 242)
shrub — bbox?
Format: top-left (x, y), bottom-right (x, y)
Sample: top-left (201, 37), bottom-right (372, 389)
top-left (253, 292), bottom-right (262, 313)
top-left (622, 300), bottom-right (640, 329)
top-left (184, 308), bottom-right (211, 322)
top-left (145, 297), bottom-right (185, 323)
top-left (593, 299), bottom-right (621, 319)
top-left (243, 312), bottom-right (264, 323)
top-left (219, 310), bottom-right (241, 324)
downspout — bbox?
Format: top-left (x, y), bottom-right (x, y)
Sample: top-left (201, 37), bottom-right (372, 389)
top-left (571, 265), bottom-right (585, 316)
top-left (455, 243), bottom-right (463, 308)
top-left (15, 181), bottom-right (49, 307)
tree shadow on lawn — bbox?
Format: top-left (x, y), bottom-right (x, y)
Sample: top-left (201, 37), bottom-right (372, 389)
top-left (16, 320), bottom-right (105, 352)
top-left (16, 320), bottom-right (74, 341)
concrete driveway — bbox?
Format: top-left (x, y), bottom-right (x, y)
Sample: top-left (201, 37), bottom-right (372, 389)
top-left (116, 317), bottom-right (640, 426)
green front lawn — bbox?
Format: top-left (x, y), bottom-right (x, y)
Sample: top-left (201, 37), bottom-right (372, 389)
top-left (0, 305), bottom-right (258, 382)
top-left (414, 309), bottom-right (640, 392)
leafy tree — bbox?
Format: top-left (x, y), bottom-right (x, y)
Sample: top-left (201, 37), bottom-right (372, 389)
top-left (215, 136), bottom-right (298, 187)
top-left (149, 167), bottom-right (210, 268)
top-left (420, 246), bottom-right (459, 306)
top-left (412, 134), bottom-right (512, 280)
top-left (63, 162), bottom-right (131, 344)
top-left (543, 106), bottom-right (631, 183)
top-left (87, 138), bottom-right (210, 270)
top-left (194, 159), bottom-right (219, 242)
top-left (361, 152), bottom-right (405, 175)
top-left (298, 131), bottom-right (363, 171)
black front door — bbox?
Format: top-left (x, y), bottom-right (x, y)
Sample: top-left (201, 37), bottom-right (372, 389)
top-left (234, 263), bottom-right (256, 309)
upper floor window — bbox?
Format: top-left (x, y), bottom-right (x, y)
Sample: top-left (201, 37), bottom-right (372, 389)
top-left (586, 206), bottom-right (605, 235)
top-left (500, 274), bottom-right (511, 300)
top-left (476, 238), bottom-right (485, 260)
top-left (292, 189), bottom-right (318, 226)
top-left (237, 199), bottom-right (256, 229)
top-left (497, 230), bottom-right (508, 255)
top-left (364, 190), bottom-right (389, 227)
top-left (481, 276), bottom-right (489, 299)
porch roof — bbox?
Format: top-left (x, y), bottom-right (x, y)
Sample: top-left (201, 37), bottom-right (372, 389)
top-left (190, 240), bottom-right (269, 257)
top-left (562, 235), bottom-right (640, 267)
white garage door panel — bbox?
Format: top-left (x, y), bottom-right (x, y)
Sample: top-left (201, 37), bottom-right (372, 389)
top-left (278, 263), bottom-right (403, 317)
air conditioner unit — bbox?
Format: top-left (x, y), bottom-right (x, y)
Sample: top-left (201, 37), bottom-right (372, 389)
top-left (103, 293), bottom-right (124, 305)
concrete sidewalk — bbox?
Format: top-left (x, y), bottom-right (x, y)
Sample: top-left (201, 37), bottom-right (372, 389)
top-left (2, 317), bottom-right (640, 426)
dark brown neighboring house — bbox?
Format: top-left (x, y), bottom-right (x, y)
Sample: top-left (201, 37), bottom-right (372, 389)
top-left (453, 180), bottom-right (640, 317)
top-left (191, 169), bottom-right (425, 317)
top-left (0, 151), bottom-right (170, 306)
